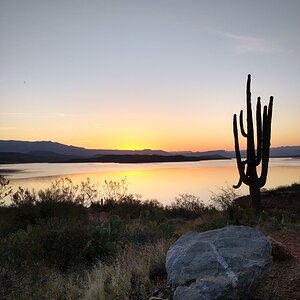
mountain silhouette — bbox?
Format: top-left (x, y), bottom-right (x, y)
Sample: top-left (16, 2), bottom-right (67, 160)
top-left (0, 140), bottom-right (299, 164)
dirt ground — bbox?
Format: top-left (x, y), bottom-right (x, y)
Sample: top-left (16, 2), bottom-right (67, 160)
top-left (254, 229), bottom-right (300, 300)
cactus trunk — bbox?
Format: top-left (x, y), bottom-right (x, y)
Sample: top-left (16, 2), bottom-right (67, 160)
top-left (233, 75), bottom-right (273, 216)
top-left (250, 182), bottom-right (262, 215)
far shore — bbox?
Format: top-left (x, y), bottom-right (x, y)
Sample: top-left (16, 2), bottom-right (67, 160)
top-left (0, 169), bottom-right (22, 174)
top-left (0, 153), bottom-right (230, 165)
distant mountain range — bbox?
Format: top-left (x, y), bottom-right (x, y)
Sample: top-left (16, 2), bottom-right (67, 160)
top-left (0, 140), bottom-right (299, 164)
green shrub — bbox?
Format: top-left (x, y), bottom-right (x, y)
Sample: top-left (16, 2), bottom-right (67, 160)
top-left (86, 215), bottom-right (124, 262)
top-left (166, 194), bottom-right (206, 218)
top-left (38, 177), bottom-right (79, 202)
top-left (196, 214), bottom-right (227, 232)
top-left (37, 200), bottom-right (87, 219)
top-left (44, 230), bottom-right (86, 270)
top-left (124, 218), bottom-right (175, 245)
top-left (12, 202), bottom-right (40, 228)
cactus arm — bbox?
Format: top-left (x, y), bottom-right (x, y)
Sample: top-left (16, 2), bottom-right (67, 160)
top-left (233, 114), bottom-right (250, 187)
top-left (233, 177), bottom-right (243, 189)
top-left (259, 105), bottom-right (269, 187)
top-left (239, 110), bottom-right (247, 137)
top-left (233, 160), bottom-right (248, 188)
top-left (259, 97), bottom-right (273, 187)
top-left (268, 97), bottom-right (273, 134)
top-left (255, 97), bottom-right (262, 166)
top-left (246, 75), bottom-right (256, 168)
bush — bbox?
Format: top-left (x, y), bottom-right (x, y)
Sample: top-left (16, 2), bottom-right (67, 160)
top-left (86, 215), bottom-right (124, 262)
top-left (37, 200), bottom-right (87, 219)
top-left (210, 186), bottom-right (240, 211)
top-left (84, 240), bottom-right (170, 300)
top-left (37, 220), bottom-right (91, 270)
top-left (166, 194), bottom-right (206, 218)
top-left (0, 175), bottom-right (12, 205)
top-left (195, 210), bottom-right (227, 232)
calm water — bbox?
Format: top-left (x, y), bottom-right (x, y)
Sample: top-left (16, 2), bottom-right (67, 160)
top-left (1, 158), bottom-right (300, 205)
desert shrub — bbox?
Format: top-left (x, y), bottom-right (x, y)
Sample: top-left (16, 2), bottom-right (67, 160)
top-left (84, 240), bottom-right (170, 300)
top-left (12, 187), bottom-right (37, 206)
top-left (0, 256), bottom-right (84, 300)
top-left (113, 194), bottom-right (143, 218)
top-left (166, 194), bottom-right (206, 218)
top-left (210, 186), bottom-right (240, 211)
top-left (0, 205), bottom-right (32, 237)
top-left (0, 175), bottom-right (12, 205)
top-left (263, 182), bottom-right (300, 197)
top-left (0, 225), bottom-right (38, 269)
top-left (10, 187), bottom-right (39, 232)
top-left (94, 198), bottom-right (117, 212)
top-left (31, 271), bottom-right (84, 300)
top-left (158, 221), bottom-right (176, 239)
top-left (36, 219), bottom-right (91, 270)
top-left (260, 208), bottom-right (298, 231)
top-left (124, 218), bottom-right (176, 245)
top-left (0, 206), bottom-right (10, 237)
top-left (4, 179), bottom-right (88, 230)
top-left (76, 177), bottom-right (101, 205)
top-left (38, 177), bottom-right (79, 203)
top-left (102, 178), bottom-right (128, 201)
top-left (196, 210), bottom-right (227, 232)
top-left (209, 186), bottom-right (258, 225)
top-left (0, 215), bottom-right (126, 277)
top-left (11, 202), bottom-right (39, 229)
top-left (35, 217), bottom-right (123, 269)
top-left (86, 215), bottom-right (124, 262)
top-left (140, 199), bottom-right (166, 222)
top-left (37, 199), bottom-right (87, 219)
top-left (0, 201), bottom-right (87, 241)
top-left (124, 221), bottom-right (159, 245)
top-left (271, 208), bottom-right (297, 225)
top-left (91, 195), bottom-right (166, 223)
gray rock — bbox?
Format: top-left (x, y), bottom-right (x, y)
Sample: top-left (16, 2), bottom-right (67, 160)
top-left (166, 226), bottom-right (272, 299)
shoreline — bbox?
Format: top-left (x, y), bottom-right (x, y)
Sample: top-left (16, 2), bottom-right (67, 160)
top-left (0, 169), bottom-right (22, 174)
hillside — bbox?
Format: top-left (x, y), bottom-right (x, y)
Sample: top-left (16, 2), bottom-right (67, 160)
top-left (0, 140), bottom-right (299, 164)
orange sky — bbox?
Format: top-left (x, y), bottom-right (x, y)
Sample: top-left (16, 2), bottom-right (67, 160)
top-left (1, 1), bottom-right (299, 151)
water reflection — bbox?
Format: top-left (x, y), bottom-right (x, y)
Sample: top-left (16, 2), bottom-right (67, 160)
top-left (1, 158), bottom-right (299, 205)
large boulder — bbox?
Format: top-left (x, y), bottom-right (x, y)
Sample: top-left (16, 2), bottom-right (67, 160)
top-left (166, 226), bottom-right (272, 299)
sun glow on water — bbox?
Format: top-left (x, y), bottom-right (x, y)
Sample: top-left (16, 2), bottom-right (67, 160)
top-left (2, 158), bottom-right (299, 206)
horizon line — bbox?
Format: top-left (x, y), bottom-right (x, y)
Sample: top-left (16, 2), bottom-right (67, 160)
top-left (0, 139), bottom-right (299, 153)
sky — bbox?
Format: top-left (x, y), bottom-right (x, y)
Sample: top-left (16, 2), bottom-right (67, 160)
top-left (0, 0), bottom-right (299, 151)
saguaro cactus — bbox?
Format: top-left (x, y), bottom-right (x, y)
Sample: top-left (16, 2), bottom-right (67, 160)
top-left (233, 74), bottom-right (273, 215)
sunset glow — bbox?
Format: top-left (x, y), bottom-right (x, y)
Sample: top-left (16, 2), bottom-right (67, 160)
top-left (4, 160), bottom-right (300, 205)
top-left (0, 1), bottom-right (299, 151)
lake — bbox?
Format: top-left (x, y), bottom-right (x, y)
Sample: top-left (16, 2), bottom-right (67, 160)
top-left (1, 158), bottom-right (300, 205)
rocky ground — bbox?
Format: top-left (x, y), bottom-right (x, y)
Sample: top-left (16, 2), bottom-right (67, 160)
top-left (254, 229), bottom-right (300, 300)
top-left (142, 229), bottom-right (300, 300)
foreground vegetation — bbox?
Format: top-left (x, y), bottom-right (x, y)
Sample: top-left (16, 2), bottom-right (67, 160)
top-left (0, 176), bottom-right (299, 299)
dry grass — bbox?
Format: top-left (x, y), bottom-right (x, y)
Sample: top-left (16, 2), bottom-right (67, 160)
top-left (1, 267), bottom-right (84, 300)
top-left (34, 272), bottom-right (84, 300)
top-left (174, 216), bottom-right (203, 235)
top-left (84, 239), bottom-right (170, 300)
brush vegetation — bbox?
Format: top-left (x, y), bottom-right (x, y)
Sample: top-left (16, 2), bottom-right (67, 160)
top-left (0, 175), bottom-right (299, 299)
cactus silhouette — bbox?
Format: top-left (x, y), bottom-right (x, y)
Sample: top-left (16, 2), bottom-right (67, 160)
top-left (233, 74), bottom-right (273, 215)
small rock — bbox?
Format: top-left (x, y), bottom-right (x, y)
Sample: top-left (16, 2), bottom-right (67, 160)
top-left (268, 236), bottom-right (295, 261)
